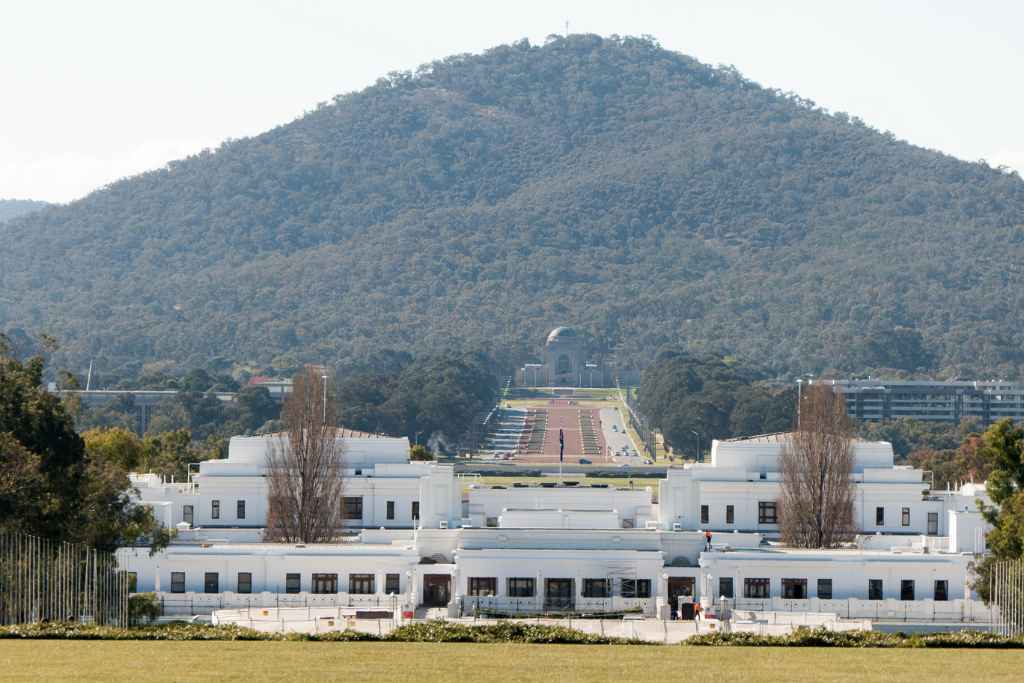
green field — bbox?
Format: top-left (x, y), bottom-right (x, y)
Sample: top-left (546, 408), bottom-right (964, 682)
top-left (1, 641), bottom-right (1022, 682)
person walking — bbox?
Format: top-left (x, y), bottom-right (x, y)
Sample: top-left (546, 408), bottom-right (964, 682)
top-left (704, 529), bottom-right (713, 551)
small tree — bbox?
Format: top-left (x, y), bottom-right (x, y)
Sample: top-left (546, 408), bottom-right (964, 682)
top-left (779, 384), bottom-right (856, 548)
top-left (265, 367), bottom-right (344, 543)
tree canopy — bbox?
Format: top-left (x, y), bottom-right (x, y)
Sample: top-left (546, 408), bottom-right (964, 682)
top-left (638, 352), bottom-right (795, 454)
top-left (0, 340), bottom-right (165, 551)
top-left (2, 35), bottom-right (1023, 380)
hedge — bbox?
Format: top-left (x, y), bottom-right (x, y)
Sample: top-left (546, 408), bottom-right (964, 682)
top-left (3, 622), bottom-right (1023, 648)
top-left (0, 621), bottom-right (635, 645)
top-left (684, 627), bottom-right (1024, 649)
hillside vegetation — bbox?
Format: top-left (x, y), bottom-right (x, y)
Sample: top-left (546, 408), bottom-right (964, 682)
top-left (0, 199), bottom-right (49, 223)
top-left (2, 35), bottom-right (1023, 380)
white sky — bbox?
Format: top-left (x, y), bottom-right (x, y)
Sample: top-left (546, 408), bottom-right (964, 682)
top-left (1, 0), bottom-right (1021, 203)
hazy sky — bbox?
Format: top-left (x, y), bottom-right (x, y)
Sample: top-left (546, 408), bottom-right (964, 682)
top-left (1, 0), bottom-right (1021, 203)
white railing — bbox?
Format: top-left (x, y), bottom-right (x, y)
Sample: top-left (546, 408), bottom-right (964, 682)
top-left (156, 591), bottom-right (407, 616)
top-left (723, 597), bottom-right (997, 623)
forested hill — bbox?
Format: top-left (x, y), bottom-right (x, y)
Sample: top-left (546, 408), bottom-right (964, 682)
top-left (2, 35), bottom-right (1024, 381)
top-left (0, 199), bottom-right (49, 223)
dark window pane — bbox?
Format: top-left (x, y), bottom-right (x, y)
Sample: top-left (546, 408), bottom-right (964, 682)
top-left (507, 578), bottom-right (535, 598)
top-left (583, 579), bottom-right (610, 598)
top-left (744, 578), bottom-right (770, 599)
top-left (726, 505), bottom-right (734, 524)
top-left (385, 574), bottom-right (401, 595)
top-left (237, 572), bottom-right (252, 594)
top-left (817, 579), bottom-right (833, 600)
top-left (204, 572), bottom-right (219, 594)
top-left (171, 572), bottom-right (186, 594)
top-left (900, 580), bottom-right (915, 601)
top-left (348, 574), bottom-right (374, 594)
top-left (719, 577), bottom-right (734, 599)
top-left (386, 501), bottom-right (395, 520)
top-left (934, 580), bottom-right (948, 601)
top-left (212, 500), bottom-right (220, 520)
top-left (868, 579), bottom-right (883, 600)
top-left (237, 500), bottom-right (246, 520)
top-left (285, 573), bottom-right (301, 594)
top-left (700, 505), bottom-right (709, 524)
top-left (468, 577), bottom-right (497, 596)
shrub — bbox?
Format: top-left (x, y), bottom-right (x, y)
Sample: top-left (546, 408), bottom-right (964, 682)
top-left (684, 627), bottom-right (1024, 649)
top-left (128, 593), bottom-right (162, 625)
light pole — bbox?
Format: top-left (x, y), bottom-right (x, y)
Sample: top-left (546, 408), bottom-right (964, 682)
top-left (691, 430), bottom-right (701, 463)
top-left (321, 374), bottom-right (328, 425)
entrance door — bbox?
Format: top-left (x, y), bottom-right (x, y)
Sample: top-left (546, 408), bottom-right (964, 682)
top-left (544, 578), bottom-right (575, 611)
top-left (667, 577), bottom-right (695, 617)
top-left (422, 574), bottom-right (451, 607)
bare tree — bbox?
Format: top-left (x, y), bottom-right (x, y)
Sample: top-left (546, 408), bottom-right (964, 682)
top-left (265, 367), bottom-right (344, 543)
top-left (779, 384), bottom-right (856, 547)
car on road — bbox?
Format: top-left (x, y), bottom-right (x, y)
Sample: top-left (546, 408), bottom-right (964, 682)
top-left (579, 458), bottom-right (592, 464)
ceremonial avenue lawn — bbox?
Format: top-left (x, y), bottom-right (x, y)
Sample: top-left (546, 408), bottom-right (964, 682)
top-left (2, 641), bottom-right (1023, 682)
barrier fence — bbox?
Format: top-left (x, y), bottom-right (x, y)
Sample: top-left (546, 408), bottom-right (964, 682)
top-left (0, 531), bottom-right (129, 627)
top-left (990, 557), bottom-right (1024, 636)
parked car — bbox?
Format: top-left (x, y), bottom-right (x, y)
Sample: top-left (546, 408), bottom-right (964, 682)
top-left (579, 458), bottom-right (592, 464)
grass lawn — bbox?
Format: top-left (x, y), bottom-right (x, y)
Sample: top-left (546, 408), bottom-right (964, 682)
top-left (1, 641), bottom-right (1022, 682)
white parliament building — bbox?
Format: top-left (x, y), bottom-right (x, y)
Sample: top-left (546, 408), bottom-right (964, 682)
top-left (117, 431), bottom-right (994, 621)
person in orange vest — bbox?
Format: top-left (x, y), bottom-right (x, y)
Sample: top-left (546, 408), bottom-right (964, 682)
top-left (693, 601), bottom-right (703, 623)
top-left (704, 529), bottom-right (713, 551)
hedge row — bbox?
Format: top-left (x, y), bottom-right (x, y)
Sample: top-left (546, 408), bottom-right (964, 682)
top-left (3, 623), bottom-right (1023, 648)
top-left (0, 621), bottom-right (635, 645)
top-left (684, 627), bottom-right (1024, 649)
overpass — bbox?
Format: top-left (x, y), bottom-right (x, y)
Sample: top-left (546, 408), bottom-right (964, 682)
top-left (56, 389), bottom-right (238, 434)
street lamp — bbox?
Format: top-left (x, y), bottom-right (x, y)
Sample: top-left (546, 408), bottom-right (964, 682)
top-left (321, 374), bottom-right (328, 425)
top-left (691, 430), bottom-right (702, 463)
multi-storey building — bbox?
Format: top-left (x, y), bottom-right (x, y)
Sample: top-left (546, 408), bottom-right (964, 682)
top-left (809, 378), bottom-right (1024, 426)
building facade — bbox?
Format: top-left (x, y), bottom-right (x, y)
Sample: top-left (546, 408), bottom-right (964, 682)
top-left (809, 378), bottom-right (1024, 426)
top-left (121, 432), bottom-right (993, 620)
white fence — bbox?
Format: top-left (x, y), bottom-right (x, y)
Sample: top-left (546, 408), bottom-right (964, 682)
top-left (723, 597), bottom-right (997, 623)
top-left (211, 609), bottom-right (872, 643)
top-left (156, 591), bottom-right (406, 616)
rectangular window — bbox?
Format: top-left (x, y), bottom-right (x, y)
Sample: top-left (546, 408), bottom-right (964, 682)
top-left (719, 577), bottom-right (734, 599)
top-left (507, 577), bottom-right (535, 598)
top-left (385, 573), bottom-right (401, 595)
top-left (411, 501), bottom-right (420, 520)
top-left (468, 577), bottom-right (497, 596)
top-left (781, 578), bottom-right (808, 599)
top-left (170, 572), bottom-right (185, 594)
top-left (343, 497), bottom-right (363, 520)
top-left (927, 512), bottom-right (939, 535)
top-left (348, 574), bottom-right (374, 595)
top-left (204, 572), bottom-right (219, 594)
top-left (211, 500), bottom-right (220, 520)
top-left (700, 505), bottom-right (709, 525)
top-left (386, 501), bottom-right (395, 520)
top-left (934, 580), bottom-right (948, 601)
top-left (875, 507), bottom-right (885, 526)
top-left (127, 572), bottom-right (138, 593)
top-left (582, 579), bottom-right (610, 598)
top-left (900, 580), bottom-right (915, 601)
top-left (758, 502), bottom-right (777, 525)
top-left (182, 505), bottom-right (194, 526)
top-left (726, 505), bottom-right (735, 524)
top-left (285, 573), bottom-right (301, 594)
top-left (620, 579), bottom-right (651, 599)
top-left (868, 579), bottom-right (883, 600)
top-left (237, 500), bottom-right (246, 520)
top-left (901, 507), bottom-right (911, 527)
top-left (313, 573), bottom-right (339, 594)
top-left (237, 572), bottom-right (252, 594)
top-left (817, 579), bottom-right (833, 600)
top-left (744, 578), bottom-right (771, 599)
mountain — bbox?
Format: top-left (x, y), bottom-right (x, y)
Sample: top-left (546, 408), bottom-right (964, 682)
top-left (0, 199), bottom-right (50, 223)
top-left (2, 35), bottom-right (1023, 381)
